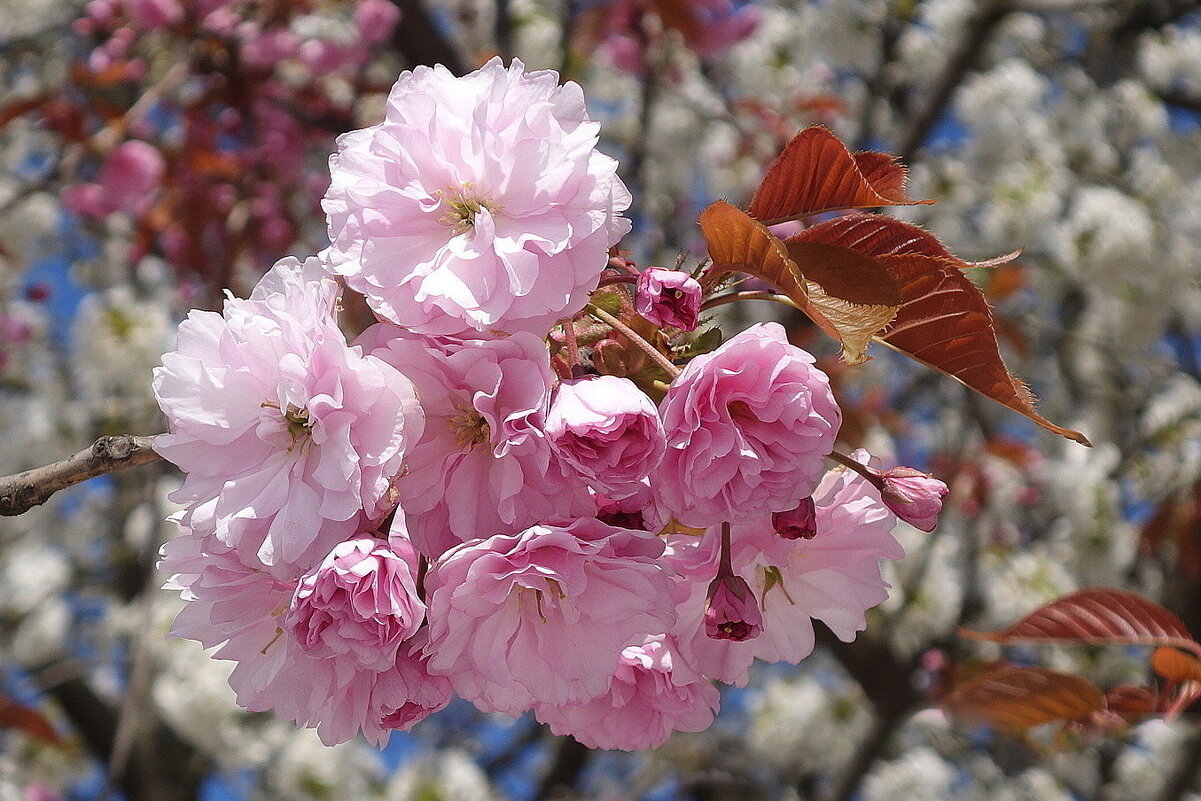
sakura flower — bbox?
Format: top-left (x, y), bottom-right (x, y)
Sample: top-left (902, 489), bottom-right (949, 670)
top-left (635, 267), bottom-right (702, 331)
top-left (876, 467), bottom-right (950, 532)
top-left (153, 257), bottom-right (423, 571)
top-left (545, 375), bottom-right (666, 499)
top-left (323, 57), bottom-right (631, 337)
top-left (668, 461), bottom-right (903, 685)
top-left (285, 538), bottom-right (425, 671)
top-left (655, 322), bottom-right (841, 527)
top-left (423, 517), bottom-right (676, 715)
top-left (159, 529), bottom-right (449, 746)
top-left (365, 327), bottom-right (592, 559)
top-left (534, 635), bottom-right (719, 750)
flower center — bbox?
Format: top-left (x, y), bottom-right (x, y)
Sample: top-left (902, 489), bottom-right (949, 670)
top-left (438, 186), bottom-right (498, 235)
top-left (449, 406), bottom-right (490, 448)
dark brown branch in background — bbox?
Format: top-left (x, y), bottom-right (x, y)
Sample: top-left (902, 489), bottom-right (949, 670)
top-left (495, 0), bottom-right (514, 61)
top-left (536, 734), bottom-right (591, 800)
top-left (0, 435), bottom-right (162, 516)
top-left (896, 0), bottom-right (1012, 163)
top-left (389, 0), bottom-right (467, 76)
top-left (34, 661), bottom-right (211, 801)
top-left (816, 626), bottom-right (924, 801)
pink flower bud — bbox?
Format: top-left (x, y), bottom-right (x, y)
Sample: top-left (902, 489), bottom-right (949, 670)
top-left (704, 574), bottom-right (763, 641)
top-left (772, 497), bottom-right (817, 539)
top-left (876, 467), bottom-right (949, 532)
top-left (635, 267), bottom-right (702, 331)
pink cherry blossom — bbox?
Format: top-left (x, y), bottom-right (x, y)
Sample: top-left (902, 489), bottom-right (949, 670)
top-left (285, 538), bottom-right (425, 671)
top-left (545, 375), bottom-right (666, 499)
top-left (534, 635), bottom-right (719, 750)
top-left (323, 58), bottom-right (632, 337)
top-left (364, 326), bottom-right (592, 559)
top-left (635, 267), bottom-right (702, 331)
top-left (423, 517), bottom-right (676, 715)
top-left (123, 0), bottom-right (183, 29)
top-left (876, 467), bottom-right (950, 532)
top-left (153, 258), bottom-right (423, 571)
top-left (655, 322), bottom-right (841, 527)
top-left (159, 529), bottom-right (449, 746)
top-left (668, 459), bottom-right (903, 685)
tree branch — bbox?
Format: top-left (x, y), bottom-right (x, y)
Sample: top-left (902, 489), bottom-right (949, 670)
top-left (389, 0), bottom-right (467, 76)
top-left (0, 435), bottom-right (163, 516)
top-left (896, 0), bottom-right (1012, 163)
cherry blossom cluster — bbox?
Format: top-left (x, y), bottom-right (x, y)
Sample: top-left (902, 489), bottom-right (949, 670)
top-left (155, 58), bottom-right (946, 751)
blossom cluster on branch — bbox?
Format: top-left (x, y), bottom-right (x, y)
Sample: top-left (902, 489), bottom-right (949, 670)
top-left (153, 58), bottom-right (945, 750)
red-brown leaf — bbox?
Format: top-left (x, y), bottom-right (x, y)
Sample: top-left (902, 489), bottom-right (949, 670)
top-left (699, 200), bottom-right (899, 363)
top-left (942, 664), bottom-right (1106, 729)
top-left (961, 587), bottom-right (1200, 654)
top-left (747, 128), bottom-right (932, 224)
top-left (792, 213), bottom-right (1020, 270)
top-left (1104, 684), bottom-right (1158, 724)
top-left (1152, 647), bottom-right (1201, 683)
top-left (873, 253), bottom-right (1090, 444)
top-left (0, 694), bottom-right (61, 746)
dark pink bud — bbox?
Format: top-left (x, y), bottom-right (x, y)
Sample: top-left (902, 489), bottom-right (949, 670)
top-left (635, 267), bottom-right (702, 331)
top-left (772, 497), bottom-right (817, 539)
top-left (877, 467), bottom-right (949, 532)
top-left (704, 574), bottom-right (763, 641)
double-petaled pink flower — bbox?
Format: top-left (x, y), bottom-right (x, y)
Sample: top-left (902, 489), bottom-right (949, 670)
top-left (159, 529), bottom-right (449, 747)
top-left (285, 538), bottom-right (425, 671)
top-left (534, 635), bottom-right (719, 750)
top-left (323, 58), bottom-right (631, 337)
top-left (153, 257), bottom-right (423, 571)
top-left (364, 327), bottom-right (592, 559)
top-left (655, 322), bottom-right (841, 527)
top-left (635, 267), bottom-right (702, 331)
top-left (423, 517), bottom-right (676, 715)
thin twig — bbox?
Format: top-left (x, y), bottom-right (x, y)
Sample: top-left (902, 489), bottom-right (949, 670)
top-left (585, 303), bottom-right (681, 378)
top-left (0, 435), bottom-right (163, 516)
top-left (700, 290), bottom-right (799, 312)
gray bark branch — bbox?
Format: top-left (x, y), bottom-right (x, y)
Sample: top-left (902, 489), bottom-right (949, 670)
top-left (0, 434), bottom-right (163, 516)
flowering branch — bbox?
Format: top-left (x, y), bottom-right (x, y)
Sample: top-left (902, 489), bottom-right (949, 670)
top-left (584, 303), bottom-right (682, 378)
top-left (0, 435), bottom-right (163, 516)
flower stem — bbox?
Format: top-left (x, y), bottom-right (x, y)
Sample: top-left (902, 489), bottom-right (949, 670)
top-left (827, 449), bottom-right (884, 488)
top-left (585, 303), bottom-right (681, 378)
top-left (718, 521), bottom-right (734, 577)
top-left (700, 291), bottom-right (800, 312)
